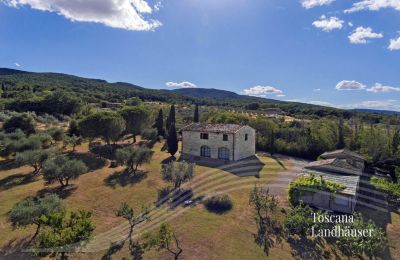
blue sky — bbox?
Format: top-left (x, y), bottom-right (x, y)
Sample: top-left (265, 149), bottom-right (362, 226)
top-left (0, 0), bottom-right (400, 111)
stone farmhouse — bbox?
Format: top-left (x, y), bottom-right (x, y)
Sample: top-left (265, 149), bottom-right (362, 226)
top-left (300, 149), bottom-right (364, 214)
top-left (181, 123), bottom-right (255, 161)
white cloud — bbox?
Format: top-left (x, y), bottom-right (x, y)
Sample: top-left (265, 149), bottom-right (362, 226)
top-left (348, 26), bottom-right (383, 44)
top-left (345, 0), bottom-right (400, 13)
top-left (276, 94), bottom-right (286, 97)
top-left (301, 0), bottom-right (335, 9)
top-left (312, 15), bottom-right (344, 32)
top-left (388, 36), bottom-right (400, 50)
top-left (154, 1), bottom-right (162, 11)
top-left (367, 83), bottom-right (400, 92)
top-left (336, 80), bottom-right (366, 90)
top-left (314, 88), bottom-right (321, 91)
top-left (348, 22), bottom-right (354, 27)
top-left (14, 62), bottom-right (21, 67)
top-left (242, 85), bottom-right (284, 97)
top-left (3, 0), bottom-right (161, 31)
top-left (308, 100), bottom-right (336, 107)
top-left (166, 81), bottom-right (197, 88)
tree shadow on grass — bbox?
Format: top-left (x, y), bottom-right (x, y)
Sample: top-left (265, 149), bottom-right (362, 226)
top-left (0, 237), bottom-right (38, 260)
top-left (0, 173), bottom-right (36, 191)
top-left (36, 185), bottom-right (78, 199)
top-left (287, 236), bottom-right (333, 260)
top-left (161, 156), bottom-right (177, 164)
top-left (271, 155), bottom-right (287, 170)
top-left (0, 159), bottom-right (17, 171)
top-left (104, 170), bottom-right (147, 189)
top-left (101, 241), bottom-right (125, 260)
top-left (67, 152), bottom-right (107, 172)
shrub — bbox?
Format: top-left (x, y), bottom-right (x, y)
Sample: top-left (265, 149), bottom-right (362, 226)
top-left (336, 213), bottom-right (387, 258)
top-left (141, 128), bottom-right (158, 141)
top-left (204, 194), bottom-right (233, 214)
top-left (371, 176), bottom-right (400, 203)
top-left (284, 202), bottom-right (328, 237)
top-left (3, 114), bottom-right (36, 135)
top-left (288, 173), bottom-right (345, 206)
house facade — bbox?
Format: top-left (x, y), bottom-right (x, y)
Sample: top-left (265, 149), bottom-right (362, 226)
top-left (299, 149), bottom-right (364, 214)
top-left (181, 123), bottom-right (255, 161)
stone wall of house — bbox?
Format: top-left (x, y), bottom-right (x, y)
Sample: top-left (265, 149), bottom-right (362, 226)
top-left (182, 131), bottom-right (235, 160)
top-left (234, 126), bottom-right (256, 160)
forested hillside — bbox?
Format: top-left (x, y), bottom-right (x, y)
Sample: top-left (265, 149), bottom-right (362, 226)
top-left (0, 68), bottom-right (388, 119)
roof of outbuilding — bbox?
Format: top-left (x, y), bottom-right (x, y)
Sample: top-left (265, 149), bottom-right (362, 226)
top-left (181, 123), bottom-right (247, 133)
top-left (305, 158), bottom-right (363, 174)
top-left (302, 170), bottom-right (360, 196)
top-left (321, 149), bottom-right (364, 160)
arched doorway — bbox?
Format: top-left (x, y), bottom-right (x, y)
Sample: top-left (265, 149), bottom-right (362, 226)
top-left (218, 147), bottom-right (230, 160)
top-left (200, 146), bottom-right (211, 157)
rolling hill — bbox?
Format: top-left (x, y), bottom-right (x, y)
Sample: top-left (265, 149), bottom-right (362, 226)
top-left (2, 68), bottom-right (397, 117)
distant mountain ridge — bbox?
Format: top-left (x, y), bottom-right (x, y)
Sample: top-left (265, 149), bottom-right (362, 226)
top-left (352, 109), bottom-right (400, 115)
top-left (173, 88), bottom-right (281, 103)
top-left (1, 68), bottom-right (399, 116)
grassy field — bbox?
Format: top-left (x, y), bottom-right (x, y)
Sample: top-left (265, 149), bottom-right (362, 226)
top-left (0, 140), bottom-right (398, 259)
top-left (0, 139), bottom-right (291, 259)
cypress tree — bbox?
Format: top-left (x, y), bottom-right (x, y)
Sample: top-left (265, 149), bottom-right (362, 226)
top-left (392, 129), bottom-right (400, 156)
top-left (337, 117), bottom-right (345, 149)
top-left (167, 124), bottom-right (178, 157)
top-left (154, 109), bottom-right (165, 137)
top-left (166, 105), bottom-right (176, 131)
top-left (194, 104), bottom-right (199, 123)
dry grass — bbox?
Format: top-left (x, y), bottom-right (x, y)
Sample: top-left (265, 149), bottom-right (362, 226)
top-left (0, 140), bottom-right (396, 260)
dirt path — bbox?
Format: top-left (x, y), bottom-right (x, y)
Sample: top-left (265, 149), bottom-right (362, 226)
top-left (264, 155), bottom-right (309, 206)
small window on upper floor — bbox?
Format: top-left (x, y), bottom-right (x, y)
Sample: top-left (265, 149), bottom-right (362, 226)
top-left (245, 134), bottom-right (248, 141)
top-left (223, 134), bottom-right (228, 141)
top-left (200, 133), bottom-right (209, 140)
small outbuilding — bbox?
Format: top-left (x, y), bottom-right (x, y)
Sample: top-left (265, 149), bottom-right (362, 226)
top-left (296, 149), bottom-right (365, 214)
top-left (181, 123), bottom-right (256, 161)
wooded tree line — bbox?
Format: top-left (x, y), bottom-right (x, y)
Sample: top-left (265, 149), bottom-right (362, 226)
top-left (203, 110), bottom-right (400, 162)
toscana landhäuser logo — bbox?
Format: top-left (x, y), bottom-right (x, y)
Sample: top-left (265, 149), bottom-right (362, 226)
top-left (311, 213), bottom-right (373, 238)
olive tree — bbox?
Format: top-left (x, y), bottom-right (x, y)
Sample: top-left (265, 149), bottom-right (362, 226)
top-left (115, 202), bottom-right (150, 259)
top-left (9, 194), bottom-right (64, 243)
top-left (143, 223), bottom-right (183, 260)
top-left (249, 186), bottom-right (282, 256)
top-left (42, 155), bottom-right (88, 188)
top-left (161, 161), bottom-right (194, 190)
top-left (63, 135), bottom-right (82, 152)
top-left (115, 146), bottom-right (153, 175)
top-left (37, 209), bottom-right (94, 259)
top-left (15, 149), bottom-right (54, 174)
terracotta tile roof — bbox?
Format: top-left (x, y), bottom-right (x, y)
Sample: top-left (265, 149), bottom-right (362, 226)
top-left (181, 123), bottom-right (246, 134)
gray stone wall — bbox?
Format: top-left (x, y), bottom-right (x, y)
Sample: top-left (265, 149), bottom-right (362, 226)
top-left (234, 126), bottom-right (256, 160)
top-left (182, 125), bottom-right (256, 161)
top-left (182, 131), bottom-right (234, 160)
